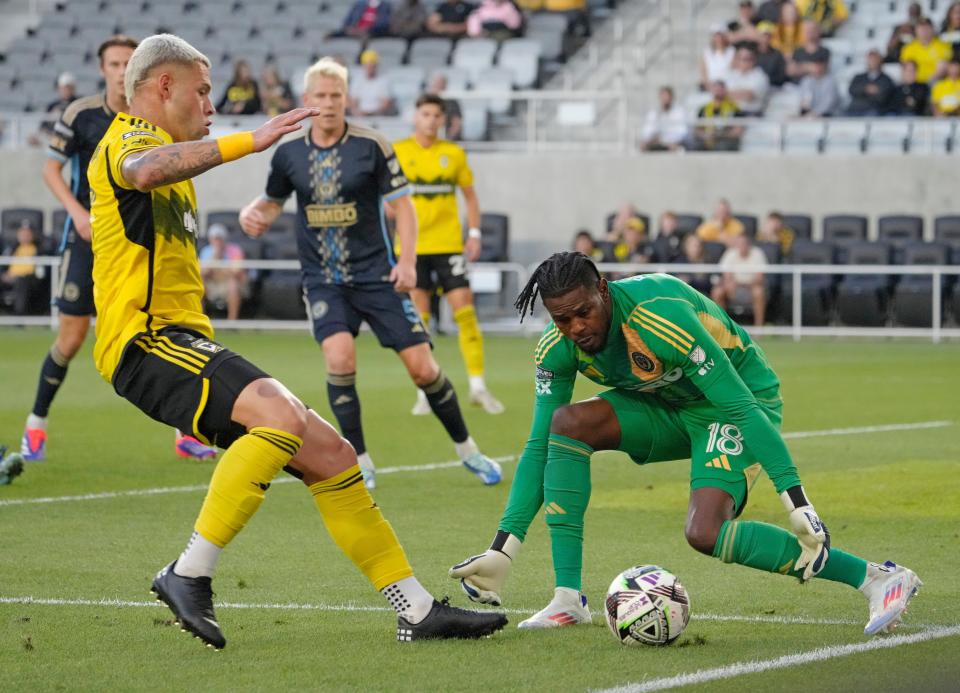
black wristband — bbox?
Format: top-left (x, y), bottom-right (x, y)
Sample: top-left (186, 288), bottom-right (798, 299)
top-left (489, 530), bottom-right (512, 554)
top-left (786, 485), bottom-right (810, 509)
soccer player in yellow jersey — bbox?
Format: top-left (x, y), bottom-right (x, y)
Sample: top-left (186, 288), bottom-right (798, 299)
top-left (88, 34), bottom-right (505, 650)
top-left (393, 94), bottom-right (504, 416)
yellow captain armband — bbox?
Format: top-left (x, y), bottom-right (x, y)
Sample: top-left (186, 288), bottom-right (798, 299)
top-left (216, 131), bottom-right (255, 162)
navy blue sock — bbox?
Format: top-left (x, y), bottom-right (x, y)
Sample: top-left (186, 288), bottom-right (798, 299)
top-left (327, 373), bottom-right (366, 455)
top-left (32, 346), bottom-right (70, 418)
top-left (423, 372), bottom-right (469, 444)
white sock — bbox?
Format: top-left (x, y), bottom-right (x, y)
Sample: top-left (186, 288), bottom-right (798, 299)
top-left (26, 414), bottom-right (47, 431)
top-left (416, 389), bottom-right (428, 404)
top-left (382, 576), bottom-right (434, 624)
top-left (469, 375), bottom-right (486, 393)
top-left (455, 436), bottom-right (479, 461)
top-left (357, 452), bottom-right (375, 469)
top-left (174, 531), bottom-right (222, 578)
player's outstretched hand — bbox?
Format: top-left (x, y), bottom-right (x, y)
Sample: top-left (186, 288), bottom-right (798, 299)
top-left (390, 260), bottom-right (417, 293)
top-left (782, 487), bottom-right (831, 581)
top-left (251, 108), bottom-right (322, 152)
top-left (448, 532), bottom-right (522, 606)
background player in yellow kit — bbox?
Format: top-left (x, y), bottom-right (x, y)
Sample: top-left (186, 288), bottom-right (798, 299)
top-left (393, 94), bottom-right (504, 416)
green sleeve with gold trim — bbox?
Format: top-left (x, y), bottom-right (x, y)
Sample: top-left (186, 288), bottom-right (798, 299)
top-left (498, 324), bottom-right (578, 540)
top-left (628, 300), bottom-right (802, 493)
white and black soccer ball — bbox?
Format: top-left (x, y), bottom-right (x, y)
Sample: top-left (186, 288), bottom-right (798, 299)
top-left (604, 565), bottom-right (690, 646)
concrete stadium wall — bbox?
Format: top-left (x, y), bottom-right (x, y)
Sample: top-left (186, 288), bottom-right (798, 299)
top-left (2, 148), bottom-right (956, 264)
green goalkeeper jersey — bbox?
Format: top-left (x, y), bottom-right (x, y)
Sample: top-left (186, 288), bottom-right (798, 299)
top-left (516, 273), bottom-right (800, 501)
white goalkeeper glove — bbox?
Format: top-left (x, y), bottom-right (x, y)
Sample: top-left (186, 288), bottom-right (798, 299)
top-left (781, 485), bottom-right (831, 581)
top-left (448, 531), bottom-right (521, 606)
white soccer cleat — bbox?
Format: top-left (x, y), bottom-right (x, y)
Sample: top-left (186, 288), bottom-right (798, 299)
top-left (860, 560), bottom-right (921, 635)
top-left (518, 587), bottom-right (592, 629)
top-left (469, 389), bottom-right (505, 415)
top-left (410, 390), bottom-right (431, 416)
top-left (357, 452), bottom-right (376, 490)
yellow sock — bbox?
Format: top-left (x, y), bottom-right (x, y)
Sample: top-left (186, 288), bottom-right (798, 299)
top-left (453, 304), bottom-right (484, 378)
top-left (309, 465), bottom-right (413, 590)
top-left (194, 427), bottom-right (302, 548)
top-left (420, 312), bottom-right (431, 331)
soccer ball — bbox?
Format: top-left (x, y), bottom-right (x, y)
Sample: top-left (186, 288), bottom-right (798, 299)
top-left (604, 565), bottom-right (690, 646)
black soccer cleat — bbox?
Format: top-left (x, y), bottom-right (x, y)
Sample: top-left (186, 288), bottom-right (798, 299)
top-left (150, 561), bottom-right (226, 650)
top-left (396, 597), bottom-right (508, 642)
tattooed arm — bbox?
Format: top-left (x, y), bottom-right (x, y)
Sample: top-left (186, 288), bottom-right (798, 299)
top-left (121, 141), bottom-right (223, 192)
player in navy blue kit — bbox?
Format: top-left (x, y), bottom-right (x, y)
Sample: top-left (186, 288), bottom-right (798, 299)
top-left (20, 34), bottom-right (216, 463)
top-left (240, 58), bottom-right (501, 489)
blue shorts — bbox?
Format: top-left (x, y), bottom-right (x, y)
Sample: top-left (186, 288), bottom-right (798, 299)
top-left (305, 282), bottom-right (430, 351)
top-left (55, 231), bottom-right (94, 316)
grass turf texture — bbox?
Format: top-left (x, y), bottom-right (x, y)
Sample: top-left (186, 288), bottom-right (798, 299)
top-left (1, 328), bottom-right (958, 692)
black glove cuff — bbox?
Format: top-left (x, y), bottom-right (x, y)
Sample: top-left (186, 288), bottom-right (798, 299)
top-left (786, 485), bottom-right (810, 510)
top-left (490, 530), bottom-right (512, 554)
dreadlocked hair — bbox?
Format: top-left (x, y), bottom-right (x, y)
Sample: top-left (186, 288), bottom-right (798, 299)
top-left (514, 251), bottom-right (601, 322)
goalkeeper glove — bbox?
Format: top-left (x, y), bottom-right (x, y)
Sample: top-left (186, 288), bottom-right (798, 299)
top-left (781, 485), bottom-right (831, 581)
top-left (448, 531), bottom-right (521, 606)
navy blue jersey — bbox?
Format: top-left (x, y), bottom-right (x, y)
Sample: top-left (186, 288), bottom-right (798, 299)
top-left (47, 93), bottom-right (116, 242)
top-left (265, 122), bottom-right (410, 285)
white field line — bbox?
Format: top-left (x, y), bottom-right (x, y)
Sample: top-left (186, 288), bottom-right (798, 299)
top-left (0, 596), bottom-right (939, 631)
top-left (0, 420), bottom-right (952, 509)
top-left (595, 625), bottom-right (960, 693)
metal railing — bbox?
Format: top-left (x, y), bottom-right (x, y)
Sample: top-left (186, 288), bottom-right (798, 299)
top-left (3, 256), bottom-right (959, 342)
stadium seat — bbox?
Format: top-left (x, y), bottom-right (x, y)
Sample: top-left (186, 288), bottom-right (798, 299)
top-left (836, 241), bottom-right (893, 326)
top-left (782, 214), bottom-right (813, 240)
top-left (497, 38), bottom-right (541, 89)
top-left (260, 271), bottom-right (307, 320)
top-left (384, 65), bottom-right (426, 109)
top-left (7, 37), bottom-right (47, 64)
top-left (674, 214), bottom-right (703, 236)
top-left (909, 120), bottom-right (955, 154)
top-left (783, 239), bottom-right (836, 326)
top-left (867, 120), bottom-right (910, 154)
top-left (740, 121), bottom-right (783, 154)
top-left (472, 67), bottom-right (514, 115)
top-left (893, 242), bottom-right (950, 327)
top-left (756, 240), bottom-right (783, 319)
top-left (604, 211), bottom-right (650, 235)
top-left (933, 215), bottom-right (960, 249)
top-left (526, 13), bottom-right (567, 61)
top-left (702, 241), bottom-right (726, 263)
top-left (477, 213), bottom-right (510, 261)
top-left (734, 214), bottom-right (757, 238)
top-left (430, 66), bottom-right (470, 93)
top-left (823, 215), bottom-right (868, 261)
top-left (51, 209), bottom-right (68, 238)
top-left (452, 39), bottom-right (498, 84)
top-left (318, 37), bottom-right (363, 64)
top-left (783, 121), bottom-right (825, 154)
top-left (1, 208), bottom-right (45, 248)
top-left (408, 38), bottom-right (453, 67)
top-left (823, 120), bottom-right (867, 155)
top-left (461, 104), bottom-right (489, 141)
top-left (368, 37), bottom-right (408, 66)
top-left (877, 215), bottom-right (923, 263)
top-left (206, 210), bottom-right (242, 236)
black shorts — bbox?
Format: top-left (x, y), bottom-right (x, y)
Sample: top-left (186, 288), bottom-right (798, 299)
top-left (305, 282), bottom-right (430, 351)
top-left (55, 232), bottom-right (94, 316)
top-left (112, 327), bottom-right (270, 448)
top-left (415, 253), bottom-right (471, 293)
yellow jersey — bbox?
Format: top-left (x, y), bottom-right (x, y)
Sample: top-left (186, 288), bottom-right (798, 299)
top-left (89, 112), bottom-right (211, 382)
top-left (392, 137), bottom-right (473, 255)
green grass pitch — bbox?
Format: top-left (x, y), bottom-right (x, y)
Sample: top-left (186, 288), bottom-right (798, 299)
top-left (1, 328), bottom-right (958, 691)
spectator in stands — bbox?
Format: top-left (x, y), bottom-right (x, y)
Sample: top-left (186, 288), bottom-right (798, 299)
top-left (390, 0), bottom-right (428, 39)
top-left (607, 203), bottom-right (647, 242)
top-left (756, 0), bottom-right (787, 23)
top-left (217, 60), bottom-right (262, 115)
top-left (787, 20), bottom-right (830, 81)
top-left (757, 211), bottom-right (795, 255)
top-left (697, 198), bottom-right (745, 246)
top-left (942, 2), bottom-right (960, 56)
top-left (932, 59), bottom-right (960, 116)
top-left (340, 0), bottom-right (394, 37)
top-left (799, 54), bottom-right (840, 117)
top-left (348, 50), bottom-right (396, 116)
top-left (1, 219), bottom-right (42, 316)
top-left (640, 86), bottom-right (688, 151)
top-left (772, 1), bottom-right (804, 58)
top-left (651, 211), bottom-right (685, 263)
top-left (674, 234), bottom-right (713, 296)
top-left (794, 0), bottom-right (848, 37)
top-left (46, 72), bottom-right (77, 117)
top-left (892, 59), bottom-right (931, 115)
top-left (755, 21), bottom-right (788, 86)
top-left (427, 74), bottom-right (463, 140)
top-left (466, 0), bottom-right (523, 40)
top-left (691, 80), bottom-right (744, 151)
top-left (199, 224), bottom-right (248, 321)
top-left (610, 222), bottom-right (650, 264)
top-left (260, 64), bottom-right (294, 117)
top-left (426, 0), bottom-right (475, 38)
top-left (573, 230), bottom-right (604, 261)
top-left (726, 45), bottom-right (770, 115)
top-left (728, 1), bottom-right (761, 48)
top-left (899, 18), bottom-right (952, 84)
top-left (712, 234), bottom-right (767, 326)
top-left (700, 25), bottom-right (735, 89)
top-left (847, 49), bottom-right (896, 115)
top-left (885, 1), bottom-right (923, 63)
top-left (544, 0), bottom-right (591, 38)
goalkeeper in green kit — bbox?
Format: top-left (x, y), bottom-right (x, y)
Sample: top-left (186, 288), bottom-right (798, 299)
top-left (449, 252), bottom-right (920, 635)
